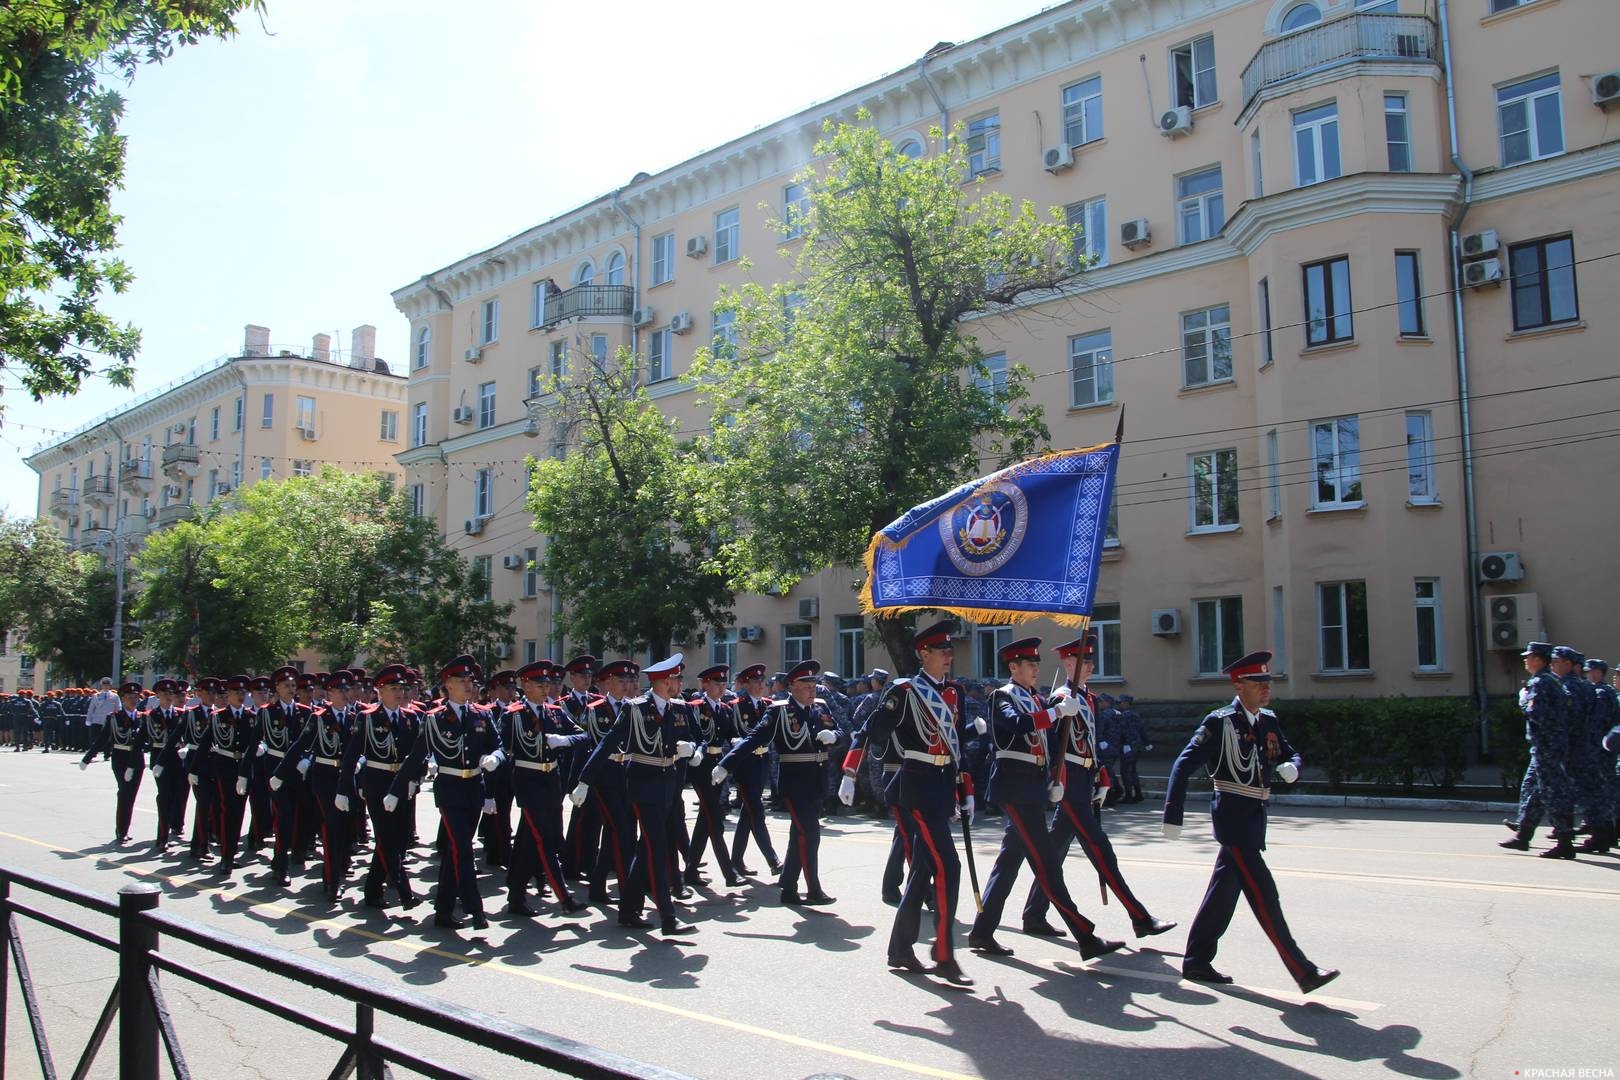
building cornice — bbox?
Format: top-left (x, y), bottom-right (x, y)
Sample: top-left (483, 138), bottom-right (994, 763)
top-left (440, 420), bottom-right (534, 458)
top-left (396, 445), bottom-right (446, 468)
top-left (1470, 140), bottom-right (1620, 204)
top-left (1222, 172), bottom-right (1461, 255)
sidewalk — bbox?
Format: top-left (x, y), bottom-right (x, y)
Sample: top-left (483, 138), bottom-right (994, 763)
top-left (1129, 757), bottom-right (1518, 814)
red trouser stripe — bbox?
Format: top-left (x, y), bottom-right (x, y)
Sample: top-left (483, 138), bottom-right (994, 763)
top-left (1006, 804), bottom-right (1093, 938)
top-left (320, 822), bottom-right (332, 884)
top-left (632, 804), bottom-right (661, 916)
top-left (441, 811), bottom-right (460, 887)
top-left (785, 801), bottom-right (811, 884)
top-left (522, 807), bottom-right (568, 901)
top-left (596, 791), bottom-right (627, 885)
top-left (1062, 800), bottom-right (1146, 922)
top-left (891, 805), bottom-right (913, 862)
top-left (1227, 845), bottom-right (1305, 980)
top-left (909, 809), bottom-right (952, 964)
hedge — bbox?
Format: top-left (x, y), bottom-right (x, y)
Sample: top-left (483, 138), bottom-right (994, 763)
top-left (1270, 695), bottom-right (1481, 792)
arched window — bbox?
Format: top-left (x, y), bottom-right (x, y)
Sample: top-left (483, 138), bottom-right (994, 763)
top-left (605, 251), bottom-right (624, 286)
top-left (414, 325), bottom-right (430, 369)
top-left (896, 138), bottom-right (924, 160)
top-left (1281, 2), bottom-right (1322, 31)
top-left (572, 261), bottom-right (594, 286)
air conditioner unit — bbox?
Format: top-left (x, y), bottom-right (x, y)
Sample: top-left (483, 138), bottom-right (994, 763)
top-left (1121, 218), bottom-right (1151, 249)
top-left (1487, 592), bottom-right (1540, 651)
top-left (1463, 258), bottom-right (1504, 288)
top-left (502, 553), bottom-right (525, 570)
top-left (452, 405), bottom-right (475, 425)
top-left (297, 426), bottom-right (316, 441)
top-left (463, 517), bottom-right (485, 536)
top-left (213, 483), bottom-right (232, 497)
top-left (738, 625), bottom-right (762, 643)
top-left (1591, 69), bottom-right (1620, 108)
top-left (798, 597), bottom-right (819, 620)
top-left (669, 311), bottom-right (694, 334)
top-left (1158, 106), bottom-right (1193, 137)
top-left (632, 306), bottom-right (656, 328)
top-left (685, 235), bottom-right (708, 259)
top-left (1478, 550), bottom-right (1525, 583)
top-left (172, 423), bottom-right (188, 434)
top-left (1042, 144), bottom-right (1074, 173)
top-left (1460, 229), bottom-right (1499, 259)
top-left (464, 346), bottom-right (483, 363)
top-left (494, 643), bottom-right (512, 659)
top-left (1151, 608), bottom-right (1182, 636)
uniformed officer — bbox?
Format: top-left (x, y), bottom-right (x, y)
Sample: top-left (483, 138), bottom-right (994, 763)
top-left (80, 681), bottom-right (149, 844)
top-left (572, 654), bottom-right (698, 936)
top-left (339, 664), bottom-right (421, 911)
top-left (1552, 646), bottom-right (1602, 855)
top-left (570, 660), bottom-right (639, 905)
top-left (1116, 696), bottom-right (1149, 803)
top-left (1582, 659), bottom-right (1618, 854)
top-left (727, 664), bottom-right (783, 878)
top-left (479, 669), bottom-right (520, 871)
top-left (391, 655), bottom-right (505, 930)
top-left (1164, 650), bottom-right (1338, 993)
top-left (281, 670), bottom-right (357, 901)
top-left (243, 674), bottom-right (276, 855)
top-left (172, 677), bottom-right (222, 864)
top-left (205, 676), bottom-right (259, 874)
top-left (685, 664), bottom-right (744, 889)
top-left (504, 660), bottom-right (591, 917)
top-left (717, 659), bottom-right (839, 906)
top-left (1094, 694), bottom-right (1123, 808)
top-left (1502, 641), bottom-right (1576, 857)
top-left (965, 637), bottom-right (1130, 962)
top-left (144, 678), bottom-right (188, 851)
top-left (254, 666), bottom-right (312, 887)
top-left (840, 620), bottom-right (975, 986)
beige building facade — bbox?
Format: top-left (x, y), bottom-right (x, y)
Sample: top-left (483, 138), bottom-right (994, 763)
top-left (393, 0), bottom-right (1619, 716)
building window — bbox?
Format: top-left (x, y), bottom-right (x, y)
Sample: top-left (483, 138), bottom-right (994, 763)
top-left (1385, 93), bottom-right (1412, 172)
top-left (1318, 581), bottom-right (1370, 671)
top-left (411, 402), bottom-right (428, 448)
top-left (651, 232), bottom-right (675, 286)
top-left (1303, 255), bottom-right (1353, 346)
top-left (1414, 579), bottom-right (1442, 670)
top-left (530, 282), bottom-right (548, 329)
top-left (480, 299), bottom-right (500, 345)
top-left (648, 327), bottom-right (672, 383)
top-left (1497, 72), bottom-right (1563, 166)
top-left (1195, 597), bottom-right (1244, 676)
top-left (571, 260), bottom-right (594, 287)
top-left (1171, 34), bottom-right (1217, 110)
top-left (1395, 251), bottom-right (1425, 336)
top-left (1406, 410), bottom-right (1436, 502)
top-left (967, 112), bottom-right (1001, 177)
top-left (259, 457), bottom-right (272, 481)
top-left (1066, 197), bottom-right (1107, 268)
top-left (604, 252), bottom-right (625, 287)
top-left (1093, 603), bottom-right (1121, 679)
top-left (408, 483), bottom-right (424, 517)
top-left (526, 366), bottom-right (542, 400)
top-left (1271, 586), bottom-right (1287, 675)
top-left (1490, 0), bottom-right (1534, 11)
top-left (415, 325), bottom-right (431, 369)
top-left (1311, 415), bottom-right (1363, 508)
top-left (474, 468), bottom-right (492, 520)
top-left (1190, 448), bottom-right (1240, 531)
top-left (296, 395), bottom-right (315, 434)
top-left (1293, 102), bottom-right (1341, 186)
top-left (472, 556), bottom-right (493, 601)
top-left (231, 460), bottom-right (241, 490)
top-left (782, 623), bottom-right (813, 667)
top-left (1061, 76), bottom-right (1104, 147)
top-left (549, 339), bottom-right (567, 381)
top-left (973, 352), bottom-right (1008, 399)
top-left (210, 407), bottom-right (220, 442)
top-left (714, 207), bottom-right (740, 264)
top-left (783, 183), bottom-right (809, 240)
top-left (1280, 2), bottom-right (1321, 31)
top-left (1177, 166), bottom-right (1224, 244)
top-left (292, 460), bottom-right (313, 479)
top-left (1257, 278), bottom-right (1274, 367)
top-left (974, 625), bottom-right (1011, 679)
top-left (896, 137), bottom-right (924, 160)
top-left (589, 334), bottom-right (608, 367)
top-left (712, 308), bottom-right (737, 359)
top-left (1182, 304), bottom-right (1232, 387)
top-left (1251, 130), bottom-right (1264, 198)
top-left (1069, 329), bottom-right (1114, 407)
top-left (1266, 430), bottom-right (1282, 520)
top-left (1356, 0), bottom-right (1397, 10)
top-left (837, 614), bottom-right (865, 678)
top-left (1508, 234), bottom-right (1578, 331)
top-left (478, 381), bottom-right (497, 429)
top-left (710, 628), bottom-right (737, 672)
top-left (522, 546), bottom-right (540, 598)
top-left (1104, 501), bottom-right (1120, 547)
top-left (233, 396), bottom-right (243, 433)
top-left (261, 393), bottom-right (274, 428)
top-left (380, 410), bottom-right (398, 442)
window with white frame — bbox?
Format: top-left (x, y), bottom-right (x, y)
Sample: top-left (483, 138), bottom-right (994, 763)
top-left (259, 457), bottom-right (272, 481)
top-left (837, 615), bottom-right (865, 678)
top-left (478, 381), bottom-right (496, 429)
top-left (896, 137), bottom-right (924, 160)
top-left (712, 308), bottom-right (737, 359)
top-left (1303, 255), bottom-right (1353, 345)
top-left (710, 628), bottom-right (737, 672)
top-left (210, 408), bottom-right (220, 442)
top-left (1280, 2), bottom-right (1321, 31)
top-left (295, 396), bottom-right (315, 434)
top-left (1396, 251), bottom-right (1425, 337)
top-left (408, 483), bottom-right (424, 517)
top-left (1070, 329), bottom-right (1114, 407)
top-left (605, 252), bottom-right (624, 287)
top-left (782, 623), bottom-right (813, 667)
top-left (1171, 34), bottom-right (1217, 110)
top-left (572, 260), bottom-right (594, 286)
top-left (1061, 76), bottom-right (1103, 147)
top-left (1406, 410), bottom-right (1436, 502)
top-left (783, 183), bottom-right (809, 240)
top-left (474, 468), bottom-right (492, 519)
top-left (1195, 597), bottom-right (1244, 676)
top-left (973, 352), bottom-right (1008, 400)
top-left (522, 546), bottom-right (540, 598)
top-left (530, 282), bottom-right (548, 328)
top-left (411, 402), bottom-right (428, 448)
top-left (1182, 304), bottom-right (1232, 387)
top-left (651, 232), bottom-right (675, 286)
top-left (1497, 72), bottom-right (1563, 166)
top-left (648, 327), bottom-right (672, 383)
top-left (261, 393), bottom-right (274, 428)
top-left (1190, 448), bottom-right (1240, 531)
top-left (1105, 500), bottom-right (1120, 546)
top-left (1258, 278), bottom-right (1274, 367)
top-left (526, 366), bottom-right (542, 400)
top-left (1508, 234), bottom-right (1578, 331)
top-left (1414, 578), bottom-right (1442, 670)
top-left (523, 640), bottom-right (538, 665)
top-left (480, 299), bottom-right (500, 345)
top-left (1177, 166), bottom-right (1224, 244)
top-left (1066, 197), bottom-right (1108, 268)
top-left (1318, 580), bottom-right (1370, 671)
top-left (545, 340), bottom-right (565, 382)
top-left (1266, 429), bottom-right (1282, 519)
top-left (974, 625), bottom-right (1011, 679)
top-left (380, 410), bottom-right (398, 442)
top-left (233, 396), bottom-right (243, 432)
top-left (1490, 0), bottom-right (1534, 11)
top-left (967, 113), bottom-right (1001, 177)
top-left (231, 460), bottom-right (241, 489)
top-left (1293, 102), bottom-right (1341, 186)
top-left (1251, 130), bottom-right (1264, 198)
top-left (415, 325), bottom-right (431, 368)
top-left (1092, 603), bottom-right (1121, 678)
top-left (1311, 415), bottom-right (1363, 508)
top-left (473, 556), bottom-right (493, 602)
top-left (292, 460), bottom-right (313, 479)
top-left (1356, 0), bottom-right (1397, 11)
top-left (1385, 93), bottom-right (1412, 171)
top-left (714, 207), bottom-right (740, 264)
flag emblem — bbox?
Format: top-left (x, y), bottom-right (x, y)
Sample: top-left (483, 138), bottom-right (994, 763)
top-left (943, 482), bottom-right (1027, 576)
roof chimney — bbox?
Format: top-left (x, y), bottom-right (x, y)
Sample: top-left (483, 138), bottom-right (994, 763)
top-left (243, 325), bottom-right (270, 357)
top-left (349, 325), bottom-right (376, 369)
top-left (312, 333), bottom-right (332, 363)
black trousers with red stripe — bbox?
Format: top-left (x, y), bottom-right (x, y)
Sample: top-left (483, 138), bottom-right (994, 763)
top-left (686, 771), bottom-right (737, 880)
top-left (509, 791), bottom-right (572, 907)
top-left (1025, 777), bottom-right (1151, 926)
top-left (883, 805), bottom-right (911, 897)
top-left (972, 799), bottom-right (1096, 942)
top-left (776, 764), bottom-right (824, 895)
top-left (1185, 841), bottom-right (1312, 980)
top-left (889, 806), bottom-right (961, 965)
top-left (622, 795), bottom-right (676, 922)
top-left (309, 769), bottom-right (351, 896)
top-left (434, 801), bottom-right (485, 919)
top-left (269, 781), bottom-right (301, 877)
top-left (729, 769), bottom-right (779, 869)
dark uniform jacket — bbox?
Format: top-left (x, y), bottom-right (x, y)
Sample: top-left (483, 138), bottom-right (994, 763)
top-left (1164, 698), bottom-right (1301, 849)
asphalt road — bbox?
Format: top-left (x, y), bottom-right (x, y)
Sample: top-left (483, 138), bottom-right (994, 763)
top-left (2, 751), bottom-right (1617, 1080)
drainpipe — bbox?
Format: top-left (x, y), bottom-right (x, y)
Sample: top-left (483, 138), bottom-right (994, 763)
top-left (106, 420), bottom-right (128, 682)
top-left (610, 187), bottom-right (642, 359)
top-left (917, 50), bottom-right (950, 140)
top-left (235, 363), bottom-right (250, 495)
top-left (1437, 0), bottom-right (1489, 752)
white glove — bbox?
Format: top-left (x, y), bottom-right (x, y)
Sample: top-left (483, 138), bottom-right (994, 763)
top-left (187, 773), bottom-right (198, 787)
top-left (691, 747), bottom-right (705, 766)
top-left (1162, 822), bottom-right (1182, 841)
top-left (383, 794), bottom-right (400, 813)
top-left (79, 761), bottom-right (88, 771)
top-left (1098, 740), bottom-right (1110, 751)
top-left (426, 759), bottom-right (438, 779)
top-left (334, 793), bottom-right (350, 812)
top-left (710, 765), bottom-right (727, 786)
top-left (1056, 694), bottom-right (1081, 717)
top-left (356, 755), bottom-right (367, 770)
top-left (569, 783), bottom-right (588, 808)
top-left (297, 757), bottom-right (311, 775)
top-left (1123, 745), bottom-right (1133, 754)
top-left (152, 765), bottom-right (163, 779)
top-left (1048, 782), bottom-right (1065, 804)
top-left (123, 767), bottom-right (134, 782)
top-left (838, 775), bottom-right (856, 805)
top-left (815, 728), bottom-right (838, 746)
top-left (256, 743), bottom-right (267, 757)
top-left (730, 737), bottom-right (746, 748)
top-left (961, 795), bottom-right (975, 826)
top-left (1275, 761), bottom-right (1299, 783)
top-left (407, 781), bottom-right (419, 799)
top-left (482, 798), bottom-right (496, 815)
top-left (973, 716), bottom-right (988, 735)
top-left (545, 733), bottom-right (571, 748)
top-left (675, 740), bottom-right (695, 758)
top-left (479, 753), bottom-right (500, 773)
top-left (235, 778), bottom-right (248, 796)
top-left (269, 776), bottom-right (283, 792)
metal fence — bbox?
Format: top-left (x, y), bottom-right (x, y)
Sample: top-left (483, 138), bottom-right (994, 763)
top-left (1240, 13), bottom-right (1438, 110)
top-left (539, 285), bottom-right (634, 328)
top-left (0, 864), bottom-right (692, 1080)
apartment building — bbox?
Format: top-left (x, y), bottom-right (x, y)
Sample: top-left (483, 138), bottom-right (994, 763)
top-left (392, 0), bottom-right (1619, 710)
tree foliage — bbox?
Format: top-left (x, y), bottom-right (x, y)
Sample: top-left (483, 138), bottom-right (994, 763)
top-left (0, 0), bottom-right (262, 400)
top-left (0, 512), bottom-right (105, 675)
top-left (527, 350), bottom-right (734, 658)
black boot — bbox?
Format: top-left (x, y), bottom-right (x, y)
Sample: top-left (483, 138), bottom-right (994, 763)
top-left (1538, 836), bottom-right (1576, 859)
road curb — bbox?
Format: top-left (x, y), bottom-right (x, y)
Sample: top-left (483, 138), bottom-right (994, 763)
top-left (1138, 786), bottom-right (1516, 814)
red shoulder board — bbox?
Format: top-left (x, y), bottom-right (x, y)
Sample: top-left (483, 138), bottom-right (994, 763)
top-left (586, 695), bottom-right (608, 708)
top-left (505, 700), bottom-right (528, 715)
top-left (359, 703), bottom-right (382, 715)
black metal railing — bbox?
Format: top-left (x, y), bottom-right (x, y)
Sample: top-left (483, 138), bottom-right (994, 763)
top-left (1240, 13), bottom-right (1437, 110)
top-left (1, 864), bottom-right (691, 1080)
top-left (540, 284), bottom-right (634, 328)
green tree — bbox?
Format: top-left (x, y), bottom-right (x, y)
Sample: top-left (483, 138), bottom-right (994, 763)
top-left (24, 564), bottom-right (127, 682)
top-left (1, 0), bottom-right (263, 400)
top-left (688, 117), bottom-right (1084, 669)
top-left (527, 350), bottom-right (734, 658)
top-left (0, 512), bottom-right (105, 677)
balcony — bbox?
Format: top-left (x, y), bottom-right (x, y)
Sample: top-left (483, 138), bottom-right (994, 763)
top-left (48, 489), bottom-right (79, 519)
top-left (155, 502), bottom-right (196, 528)
top-left (161, 443), bottom-right (200, 480)
top-left (120, 458), bottom-right (154, 494)
top-left (1241, 14), bottom-right (1437, 112)
top-left (538, 284), bottom-right (634, 329)
top-left (81, 474), bottom-right (114, 507)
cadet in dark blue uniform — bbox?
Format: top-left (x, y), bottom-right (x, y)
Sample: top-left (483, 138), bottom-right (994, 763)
top-left (1502, 641), bottom-right (1576, 857)
top-left (572, 654), bottom-right (698, 936)
top-left (174, 677), bottom-right (223, 864)
top-left (965, 637), bottom-right (1130, 961)
top-left (1582, 659), bottom-right (1617, 854)
top-left (717, 659), bottom-right (839, 906)
top-left (280, 671), bottom-right (357, 901)
top-left (80, 681), bottom-right (149, 844)
top-left (1163, 650), bottom-right (1338, 993)
top-left (686, 664), bottom-right (744, 888)
top-left (558, 655), bottom-right (602, 879)
top-left (479, 669), bottom-right (520, 871)
top-left (504, 660), bottom-right (590, 917)
top-left (572, 660), bottom-right (639, 904)
top-left (259, 666), bottom-right (312, 887)
top-left (144, 679), bottom-right (188, 851)
top-left (339, 664), bottom-right (420, 911)
top-left (727, 664), bottom-right (783, 877)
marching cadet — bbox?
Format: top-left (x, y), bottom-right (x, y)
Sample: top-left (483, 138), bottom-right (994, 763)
top-left (243, 675), bottom-right (275, 853)
top-left (280, 671), bottom-right (358, 902)
top-left (685, 665), bottom-right (744, 888)
top-left (570, 660), bottom-right (639, 905)
top-left (571, 654), bottom-right (698, 937)
top-left (1024, 635), bottom-right (1175, 942)
top-left (719, 660), bottom-right (838, 907)
top-left (839, 621), bottom-right (975, 986)
top-left (727, 664), bottom-right (783, 878)
top-left (478, 669), bottom-right (520, 872)
top-left (844, 677), bottom-right (911, 905)
top-left (338, 664), bottom-right (420, 912)
top-left (390, 655), bottom-right (505, 930)
top-left (144, 679), bottom-right (188, 851)
top-left (1582, 659), bottom-right (1618, 854)
top-left (504, 660), bottom-right (591, 917)
top-left (80, 681), bottom-right (150, 845)
top-left (258, 667), bottom-right (312, 887)
top-left (557, 654), bottom-right (599, 877)
top-left (1502, 641), bottom-right (1577, 857)
top-left (1163, 651), bottom-right (1338, 994)
top-left (204, 676), bottom-right (258, 874)
top-left (965, 637), bottom-right (1131, 961)
top-left (174, 677), bottom-right (222, 864)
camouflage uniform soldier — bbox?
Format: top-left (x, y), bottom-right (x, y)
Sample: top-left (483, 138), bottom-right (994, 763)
top-left (1579, 659), bottom-right (1617, 854)
top-left (1501, 642), bottom-right (1576, 858)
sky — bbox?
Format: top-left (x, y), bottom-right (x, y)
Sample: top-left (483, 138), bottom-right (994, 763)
top-left (0, 0), bottom-right (1042, 516)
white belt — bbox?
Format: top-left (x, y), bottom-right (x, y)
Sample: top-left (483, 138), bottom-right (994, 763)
top-left (997, 750), bottom-right (1046, 765)
top-left (626, 753), bottom-right (676, 768)
top-left (901, 750), bottom-right (953, 767)
top-left (314, 756), bottom-right (341, 767)
top-left (442, 767), bottom-right (480, 779)
top-left (778, 752), bottom-right (827, 764)
top-left (882, 763), bottom-right (901, 773)
top-left (265, 748), bottom-right (286, 759)
top-left (705, 746), bottom-right (724, 755)
top-left (515, 760), bottom-right (557, 773)
top-left (1213, 778), bottom-right (1270, 801)
top-left (213, 747), bottom-right (242, 760)
top-left (1064, 753), bottom-right (1095, 767)
top-left (365, 761), bottom-right (401, 772)
top-left (184, 743), bottom-right (199, 754)
top-left (113, 743), bottom-right (134, 752)
top-left (609, 752), bottom-right (626, 763)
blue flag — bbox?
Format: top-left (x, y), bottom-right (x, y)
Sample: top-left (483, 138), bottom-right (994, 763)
top-left (859, 443), bottom-right (1120, 628)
